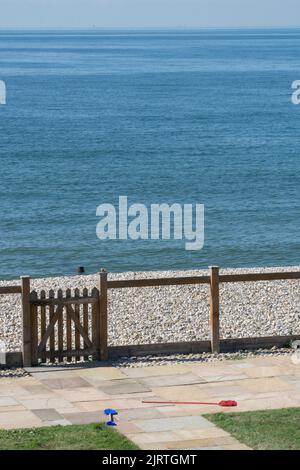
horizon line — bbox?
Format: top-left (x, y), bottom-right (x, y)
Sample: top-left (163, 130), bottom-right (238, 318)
top-left (0, 25), bottom-right (300, 31)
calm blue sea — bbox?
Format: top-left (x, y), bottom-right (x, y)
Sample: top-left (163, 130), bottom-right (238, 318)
top-left (0, 29), bottom-right (300, 279)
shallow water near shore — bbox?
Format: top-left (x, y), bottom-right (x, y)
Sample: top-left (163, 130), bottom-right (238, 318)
top-left (0, 28), bottom-right (300, 278)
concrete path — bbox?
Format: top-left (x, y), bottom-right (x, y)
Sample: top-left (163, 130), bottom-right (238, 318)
top-left (1, 355), bottom-right (300, 449)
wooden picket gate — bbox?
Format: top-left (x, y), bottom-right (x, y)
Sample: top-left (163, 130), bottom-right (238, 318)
top-left (29, 287), bottom-right (101, 365)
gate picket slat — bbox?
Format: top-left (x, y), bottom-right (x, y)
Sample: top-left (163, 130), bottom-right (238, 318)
top-left (74, 288), bottom-right (81, 361)
top-left (83, 288), bottom-right (89, 360)
top-left (49, 289), bottom-right (55, 362)
top-left (66, 288), bottom-right (72, 362)
top-left (92, 287), bottom-right (100, 361)
top-left (37, 305), bottom-right (63, 355)
top-left (30, 291), bottom-right (38, 365)
top-left (40, 290), bottom-right (46, 362)
top-left (57, 289), bottom-right (64, 362)
top-left (67, 306), bottom-right (93, 349)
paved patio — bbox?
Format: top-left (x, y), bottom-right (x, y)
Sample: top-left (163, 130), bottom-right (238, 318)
top-left (1, 355), bottom-right (300, 449)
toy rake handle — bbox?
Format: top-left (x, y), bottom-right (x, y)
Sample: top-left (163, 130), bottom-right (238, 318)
top-left (142, 400), bottom-right (237, 407)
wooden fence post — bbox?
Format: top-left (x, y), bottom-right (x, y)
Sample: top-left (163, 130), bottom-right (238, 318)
top-left (99, 268), bottom-right (108, 361)
top-left (21, 276), bottom-right (32, 366)
top-left (209, 266), bottom-right (220, 354)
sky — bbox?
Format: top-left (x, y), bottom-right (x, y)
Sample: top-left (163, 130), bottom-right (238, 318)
top-left (0, 0), bottom-right (300, 29)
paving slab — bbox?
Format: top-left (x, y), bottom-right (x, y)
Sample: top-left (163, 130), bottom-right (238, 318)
top-left (127, 431), bottom-right (182, 445)
top-left (75, 367), bottom-right (128, 380)
top-left (21, 384), bottom-right (59, 396)
top-left (0, 404), bottom-right (26, 413)
top-left (132, 415), bottom-right (215, 433)
top-left (140, 373), bottom-right (206, 387)
top-left (117, 421), bottom-right (143, 434)
top-left (151, 384), bottom-right (210, 401)
top-left (97, 379), bottom-right (151, 395)
top-left (54, 387), bottom-right (110, 402)
top-left (17, 396), bottom-right (77, 412)
top-left (33, 408), bottom-right (64, 422)
top-left (237, 377), bottom-right (294, 393)
top-left (156, 404), bottom-right (221, 417)
top-left (39, 376), bottom-right (91, 390)
top-left (0, 410), bottom-right (43, 429)
top-left (159, 435), bottom-right (239, 449)
top-left (62, 411), bottom-right (105, 425)
top-left (122, 364), bottom-right (190, 378)
top-left (116, 407), bottom-right (164, 421)
top-left (0, 397), bottom-right (19, 407)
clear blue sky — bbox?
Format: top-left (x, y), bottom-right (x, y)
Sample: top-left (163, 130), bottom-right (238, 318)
top-left (0, 0), bottom-right (299, 28)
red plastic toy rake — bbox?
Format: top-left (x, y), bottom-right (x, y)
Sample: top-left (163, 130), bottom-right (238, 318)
top-left (142, 400), bottom-right (237, 407)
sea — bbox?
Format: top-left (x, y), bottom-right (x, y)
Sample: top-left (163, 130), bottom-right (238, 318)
top-left (0, 28), bottom-right (299, 278)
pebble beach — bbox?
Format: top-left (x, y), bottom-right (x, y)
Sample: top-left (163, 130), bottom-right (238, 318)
top-left (1, 266), bottom-right (300, 354)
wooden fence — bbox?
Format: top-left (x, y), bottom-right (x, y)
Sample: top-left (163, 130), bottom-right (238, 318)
top-left (1, 267), bottom-right (300, 366)
top-left (105, 267), bottom-right (300, 356)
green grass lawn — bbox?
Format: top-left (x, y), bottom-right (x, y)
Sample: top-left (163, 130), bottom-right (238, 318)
top-left (0, 423), bottom-right (139, 450)
top-left (205, 407), bottom-right (300, 450)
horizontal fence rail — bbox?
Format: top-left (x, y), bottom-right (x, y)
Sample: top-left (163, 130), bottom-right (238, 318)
top-left (108, 335), bottom-right (300, 358)
top-left (107, 275), bottom-right (210, 289)
top-left (0, 285), bottom-right (22, 295)
top-left (219, 272), bottom-right (300, 283)
top-left (107, 271), bottom-right (300, 289)
top-left (30, 296), bottom-right (99, 306)
top-left (1, 267), bottom-right (299, 366)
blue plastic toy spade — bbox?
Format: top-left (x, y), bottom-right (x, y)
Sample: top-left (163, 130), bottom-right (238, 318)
top-left (104, 408), bottom-right (118, 426)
